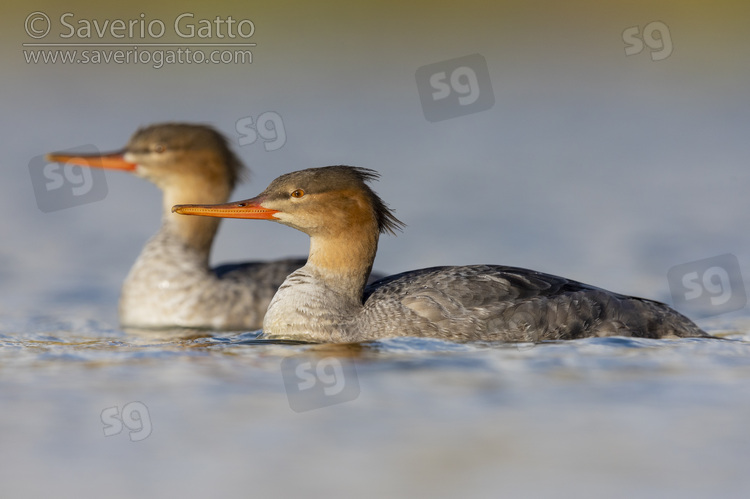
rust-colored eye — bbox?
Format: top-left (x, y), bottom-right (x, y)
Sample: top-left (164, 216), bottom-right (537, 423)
top-left (153, 143), bottom-right (166, 153)
top-left (291, 189), bottom-right (305, 198)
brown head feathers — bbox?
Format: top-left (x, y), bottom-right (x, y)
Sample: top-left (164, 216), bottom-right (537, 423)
top-left (127, 123), bottom-right (247, 189)
top-left (264, 165), bottom-right (405, 235)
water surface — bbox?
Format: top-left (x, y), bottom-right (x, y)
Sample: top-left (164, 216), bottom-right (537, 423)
top-left (2, 311), bottom-right (749, 498)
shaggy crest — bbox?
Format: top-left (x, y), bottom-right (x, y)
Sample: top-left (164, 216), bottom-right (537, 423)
top-left (266, 165), bottom-right (405, 235)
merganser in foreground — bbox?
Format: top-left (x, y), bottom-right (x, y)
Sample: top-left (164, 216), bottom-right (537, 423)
top-left (173, 165), bottom-right (708, 342)
top-left (46, 123), bottom-right (305, 330)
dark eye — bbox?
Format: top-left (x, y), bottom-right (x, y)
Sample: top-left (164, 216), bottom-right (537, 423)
top-left (291, 189), bottom-right (305, 198)
top-left (153, 144), bottom-right (166, 153)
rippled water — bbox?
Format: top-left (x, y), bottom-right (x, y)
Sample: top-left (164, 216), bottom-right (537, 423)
top-left (2, 310), bottom-right (750, 498)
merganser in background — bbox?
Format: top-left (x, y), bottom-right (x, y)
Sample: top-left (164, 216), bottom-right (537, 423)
top-left (173, 165), bottom-right (708, 342)
top-left (46, 123), bottom-right (305, 330)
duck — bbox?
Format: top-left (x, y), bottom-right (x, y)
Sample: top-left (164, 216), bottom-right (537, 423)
top-left (46, 123), bottom-right (306, 330)
top-left (172, 165), bottom-right (709, 342)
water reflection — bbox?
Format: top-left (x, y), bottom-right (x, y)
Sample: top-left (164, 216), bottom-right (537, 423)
top-left (124, 326), bottom-right (221, 342)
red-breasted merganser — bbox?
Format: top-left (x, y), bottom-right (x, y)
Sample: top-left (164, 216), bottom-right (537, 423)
top-left (46, 123), bottom-right (305, 330)
top-left (172, 165), bottom-right (708, 342)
